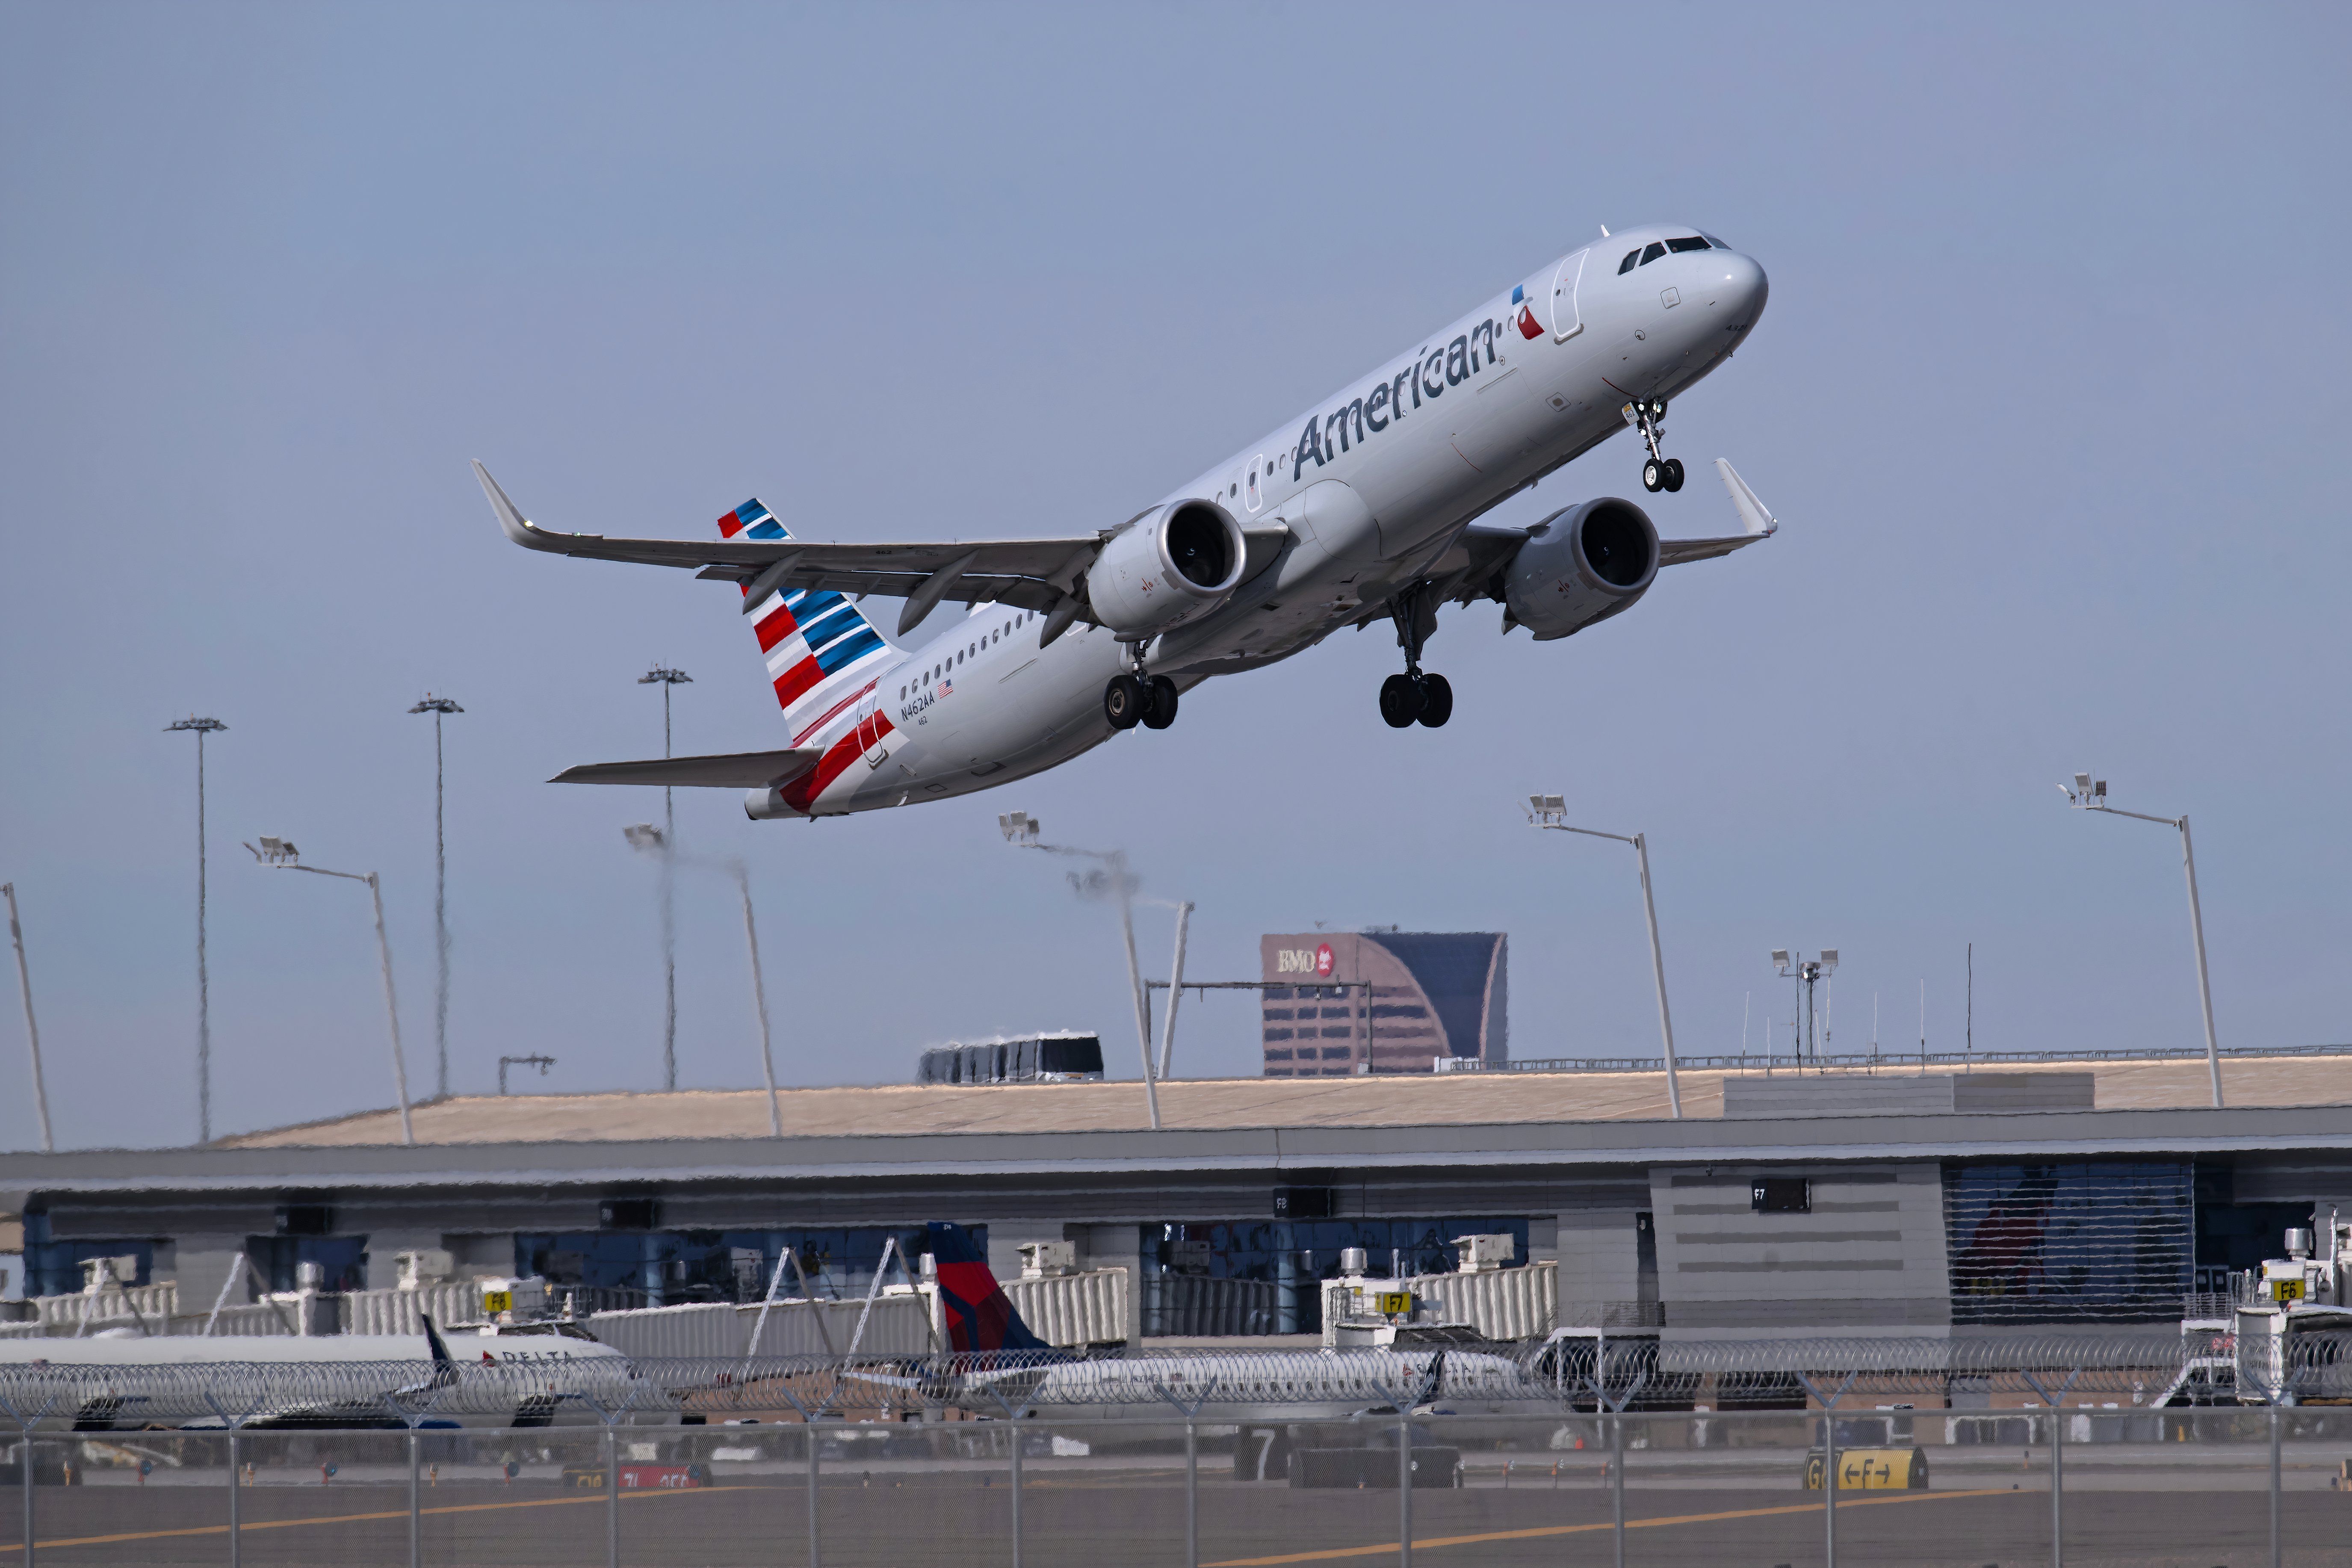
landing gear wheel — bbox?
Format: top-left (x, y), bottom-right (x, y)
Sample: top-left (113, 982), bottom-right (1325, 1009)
top-left (1104, 674), bottom-right (1144, 730)
top-left (1642, 458), bottom-right (1664, 493)
top-left (1141, 675), bottom-right (1179, 729)
top-left (1416, 673), bottom-right (1453, 728)
top-left (1661, 457), bottom-right (1685, 492)
top-left (1378, 672), bottom-right (1425, 729)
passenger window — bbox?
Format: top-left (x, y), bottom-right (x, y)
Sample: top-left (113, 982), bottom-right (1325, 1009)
top-left (1617, 249), bottom-right (1640, 275)
top-left (1639, 242), bottom-right (1666, 266)
top-left (1666, 236), bottom-right (1709, 254)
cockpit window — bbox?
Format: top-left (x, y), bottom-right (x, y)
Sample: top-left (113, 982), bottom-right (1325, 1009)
top-left (1617, 249), bottom-right (1641, 275)
top-left (1665, 236), bottom-right (1710, 254)
top-left (1638, 242), bottom-right (1666, 266)
top-left (1700, 233), bottom-right (1730, 250)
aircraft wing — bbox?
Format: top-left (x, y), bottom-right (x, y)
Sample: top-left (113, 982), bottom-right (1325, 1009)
top-left (550, 750), bottom-right (821, 789)
top-left (1656, 458), bottom-right (1778, 567)
top-left (475, 460), bottom-right (1103, 620)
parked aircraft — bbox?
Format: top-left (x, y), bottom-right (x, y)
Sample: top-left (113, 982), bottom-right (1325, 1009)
top-left (478, 224), bottom-right (1777, 818)
top-left (0, 1316), bottom-right (644, 1430)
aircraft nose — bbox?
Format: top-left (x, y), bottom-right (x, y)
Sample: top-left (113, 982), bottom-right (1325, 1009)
top-left (1713, 251), bottom-right (1767, 325)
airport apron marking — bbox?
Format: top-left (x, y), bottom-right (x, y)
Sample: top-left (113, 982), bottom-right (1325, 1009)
top-left (0, 1482), bottom-right (755, 1555)
top-left (1201, 1486), bottom-right (2012, 1566)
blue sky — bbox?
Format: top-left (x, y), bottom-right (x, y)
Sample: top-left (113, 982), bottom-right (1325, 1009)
top-left (2, 2), bottom-right (2346, 1149)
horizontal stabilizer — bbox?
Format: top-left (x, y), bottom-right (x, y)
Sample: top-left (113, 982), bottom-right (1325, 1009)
top-left (549, 749), bottom-right (820, 788)
top-left (1656, 458), bottom-right (1780, 567)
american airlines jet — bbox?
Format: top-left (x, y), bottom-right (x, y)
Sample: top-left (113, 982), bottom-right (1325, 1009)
top-left (476, 225), bottom-right (1775, 818)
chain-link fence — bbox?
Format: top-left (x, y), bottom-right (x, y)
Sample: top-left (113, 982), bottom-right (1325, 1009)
top-left (5, 1336), bottom-right (2350, 1565)
top-left (4, 1405), bottom-right (2348, 1566)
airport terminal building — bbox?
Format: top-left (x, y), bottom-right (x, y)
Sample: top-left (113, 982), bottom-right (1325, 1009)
top-left (5, 1049), bottom-right (2349, 1348)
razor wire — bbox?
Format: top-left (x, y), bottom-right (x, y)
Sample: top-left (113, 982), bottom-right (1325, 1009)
top-left (1, 1332), bottom-right (2345, 1427)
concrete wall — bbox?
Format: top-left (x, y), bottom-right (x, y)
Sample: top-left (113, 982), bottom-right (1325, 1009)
top-left (1650, 1163), bottom-right (1952, 1332)
top-left (1554, 1210), bottom-right (1643, 1327)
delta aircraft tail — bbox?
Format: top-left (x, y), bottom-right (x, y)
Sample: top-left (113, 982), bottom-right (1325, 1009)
top-left (925, 1222), bottom-right (1049, 1353)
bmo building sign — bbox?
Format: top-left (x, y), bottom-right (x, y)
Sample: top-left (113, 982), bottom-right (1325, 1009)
top-left (1258, 930), bottom-right (1507, 1078)
top-left (1273, 942), bottom-right (1337, 979)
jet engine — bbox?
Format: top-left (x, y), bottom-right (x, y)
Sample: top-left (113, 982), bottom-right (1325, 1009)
top-left (1084, 499), bottom-right (1246, 640)
top-left (1501, 498), bottom-right (1659, 641)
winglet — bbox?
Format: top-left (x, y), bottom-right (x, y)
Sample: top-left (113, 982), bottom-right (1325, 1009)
top-left (1714, 459), bottom-right (1778, 538)
top-left (472, 460), bottom-right (569, 553)
top-left (419, 1316), bottom-right (454, 1373)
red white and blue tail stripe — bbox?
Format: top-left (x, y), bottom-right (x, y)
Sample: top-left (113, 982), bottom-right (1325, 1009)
top-left (721, 499), bottom-right (901, 812)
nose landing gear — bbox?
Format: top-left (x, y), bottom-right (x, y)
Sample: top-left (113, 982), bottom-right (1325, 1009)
top-left (1378, 584), bottom-right (1454, 729)
top-left (1631, 400), bottom-right (1684, 493)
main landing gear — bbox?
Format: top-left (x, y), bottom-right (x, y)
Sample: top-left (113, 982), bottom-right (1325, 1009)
top-left (1105, 647), bottom-right (1179, 732)
top-left (1379, 671), bottom-right (1452, 728)
top-left (1633, 399), bottom-right (1684, 493)
top-left (1379, 585), bottom-right (1453, 729)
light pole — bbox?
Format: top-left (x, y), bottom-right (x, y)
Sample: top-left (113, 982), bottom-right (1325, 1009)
top-left (624, 825), bottom-right (783, 1135)
top-left (1771, 949), bottom-right (1838, 1062)
top-left (1525, 794), bottom-right (1683, 1119)
top-left (3, 883), bottom-right (54, 1152)
top-left (245, 837), bottom-right (415, 1145)
top-left (2062, 773), bottom-right (2223, 1107)
top-left (166, 715), bottom-right (228, 1144)
top-left (1157, 900), bottom-right (1193, 1081)
top-left (638, 666), bottom-right (691, 1091)
top-left (408, 695), bottom-right (463, 1099)
top-left (999, 812), bottom-right (1161, 1130)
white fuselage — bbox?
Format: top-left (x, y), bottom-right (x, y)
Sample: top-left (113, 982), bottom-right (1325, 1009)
top-left (794, 227), bottom-right (1766, 814)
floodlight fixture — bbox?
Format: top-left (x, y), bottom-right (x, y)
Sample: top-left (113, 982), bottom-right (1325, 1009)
top-left (1819, 949), bottom-right (1839, 977)
top-left (999, 811), bottom-right (1042, 847)
top-left (1771, 948), bottom-right (1791, 974)
top-left (247, 836), bottom-right (299, 866)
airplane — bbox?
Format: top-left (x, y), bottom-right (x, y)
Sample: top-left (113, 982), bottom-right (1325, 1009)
top-left (854, 1224), bottom-right (1542, 1426)
top-left (0, 1314), bottom-right (650, 1430)
top-left (479, 222), bottom-right (1776, 819)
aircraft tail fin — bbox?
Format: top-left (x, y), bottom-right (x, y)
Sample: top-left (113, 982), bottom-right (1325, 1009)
top-left (720, 499), bottom-right (899, 744)
top-left (926, 1222), bottom-right (1049, 1354)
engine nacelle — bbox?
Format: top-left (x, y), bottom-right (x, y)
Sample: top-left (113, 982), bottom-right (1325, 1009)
top-left (1502, 498), bottom-right (1659, 641)
top-left (1084, 499), bottom-right (1246, 640)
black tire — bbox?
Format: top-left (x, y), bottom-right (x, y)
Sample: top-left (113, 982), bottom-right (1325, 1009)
top-left (1417, 673), bottom-right (1453, 728)
top-left (1378, 672), bottom-right (1424, 728)
top-left (1661, 457), bottom-right (1685, 492)
top-left (1103, 674), bottom-right (1143, 730)
top-left (1642, 459), bottom-right (1664, 493)
top-left (1142, 676), bottom-right (1179, 729)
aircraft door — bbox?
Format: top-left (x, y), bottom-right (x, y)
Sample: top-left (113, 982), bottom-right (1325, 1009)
top-left (854, 690), bottom-right (887, 768)
top-left (1551, 249), bottom-right (1588, 343)
top-left (1244, 455), bottom-right (1265, 514)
